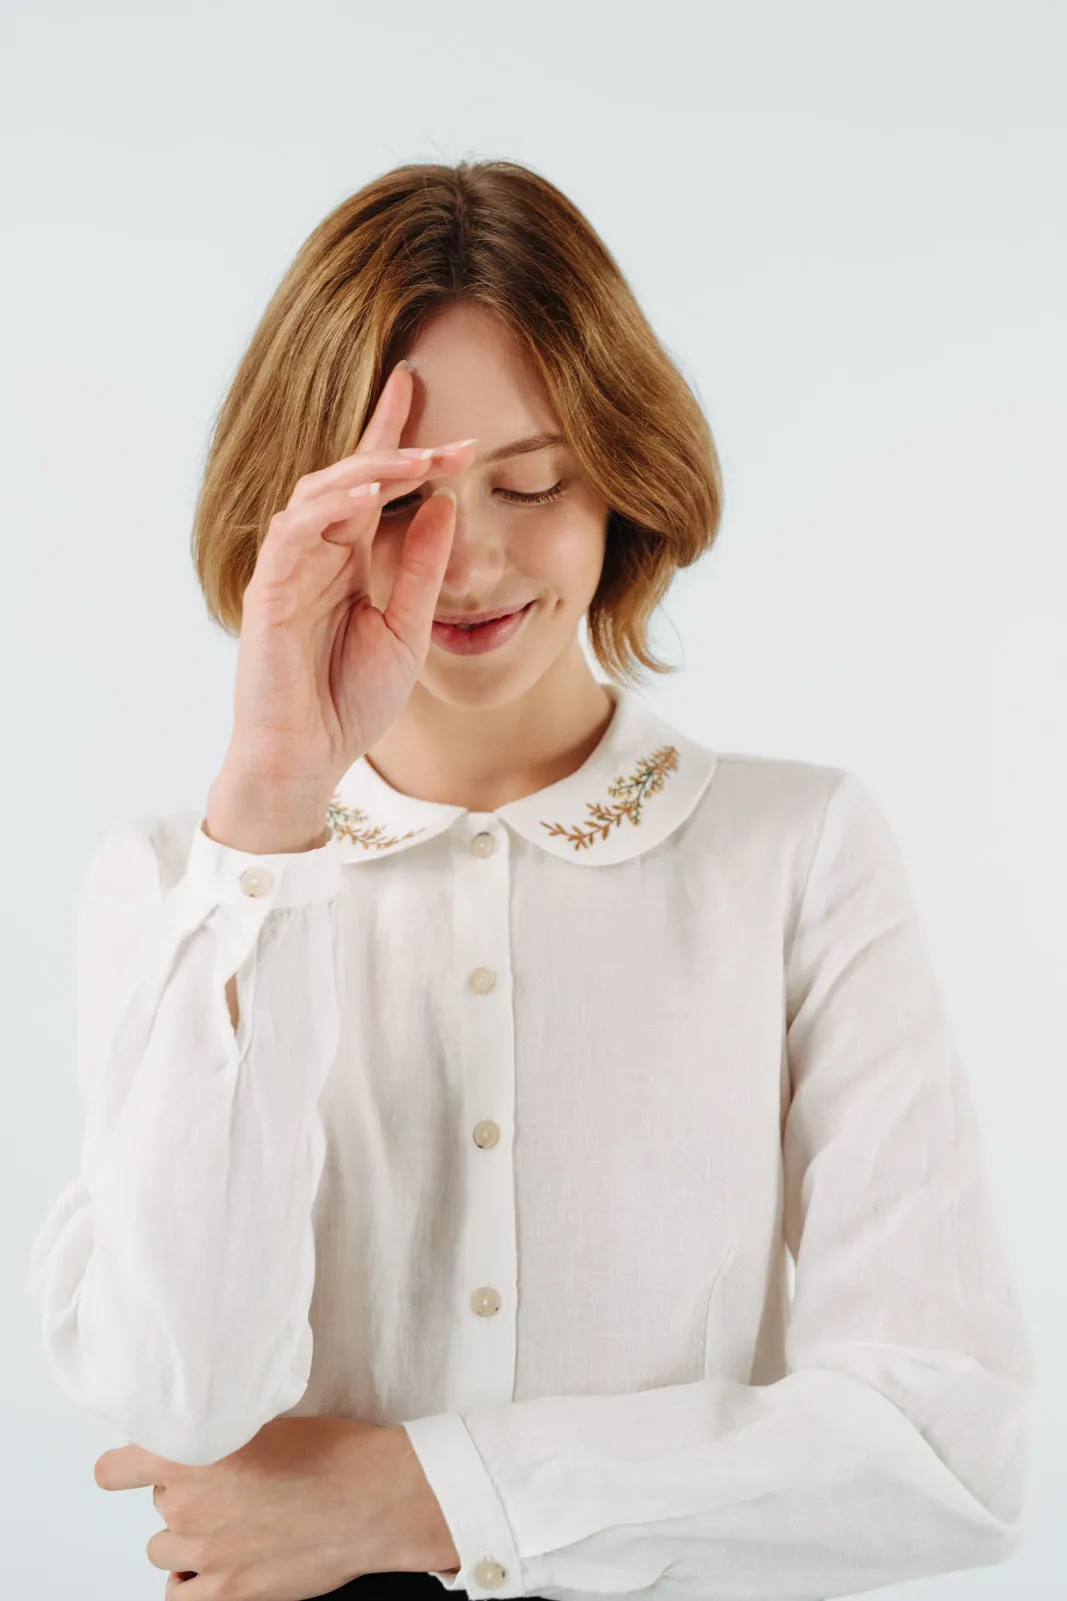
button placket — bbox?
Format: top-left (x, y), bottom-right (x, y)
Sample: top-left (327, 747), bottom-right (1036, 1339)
top-left (454, 822), bottom-right (517, 1386)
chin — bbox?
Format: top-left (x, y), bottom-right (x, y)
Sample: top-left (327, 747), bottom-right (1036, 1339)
top-left (425, 648), bottom-right (556, 702)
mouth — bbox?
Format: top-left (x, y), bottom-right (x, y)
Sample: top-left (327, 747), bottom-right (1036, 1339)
top-left (430, 600), bottom-right (536, 655)
top-left (433, 603), bottom-right (531, 628)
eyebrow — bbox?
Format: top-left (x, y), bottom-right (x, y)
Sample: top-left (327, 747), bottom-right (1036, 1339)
top-left (474, 431), bottom-right (567, 467)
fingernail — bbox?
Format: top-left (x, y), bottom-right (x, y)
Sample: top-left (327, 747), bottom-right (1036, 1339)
top-left (434, 437), bottom-right (477, 453)
top-left (432, 487), bottom-right (457, 505)
top-left (395, 359), bottom-right (413, 373)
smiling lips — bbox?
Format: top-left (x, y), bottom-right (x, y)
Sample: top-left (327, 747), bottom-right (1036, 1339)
top-left (434, 603), bottom-right (530, 627)
top-left (430, 602), bottom-right (535, 653)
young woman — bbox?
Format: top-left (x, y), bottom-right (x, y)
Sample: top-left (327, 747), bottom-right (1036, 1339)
top-left (28, 159), bottom-right (1031, 1601)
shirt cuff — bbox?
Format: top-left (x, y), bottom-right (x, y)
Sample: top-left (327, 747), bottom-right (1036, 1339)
top-left (186, 814), bottom-right (341, 909)
top-left (400, 1412), bottom-right (525, 1597)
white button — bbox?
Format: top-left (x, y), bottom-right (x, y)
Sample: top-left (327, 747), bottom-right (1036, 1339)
top-left (470, 830), bottom-right (496, 858)
top-left (473, 1119), bottom-right (500, 1149)
top-left (472, 1558), bottom-right (507, 1589)
top-left (468, 966), bottom-right (496, 994)
top-left (470, 1286), bottom-right (502, 1317)
top-left (238, 866), bottom-right (274, 897)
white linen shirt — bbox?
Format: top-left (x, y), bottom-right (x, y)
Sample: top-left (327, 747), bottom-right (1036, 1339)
top-left (27, 680), bottom-right (1033, 1601)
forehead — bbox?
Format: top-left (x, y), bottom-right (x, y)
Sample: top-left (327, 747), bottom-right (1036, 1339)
top-left (398, 305), bottom-right (562, 453)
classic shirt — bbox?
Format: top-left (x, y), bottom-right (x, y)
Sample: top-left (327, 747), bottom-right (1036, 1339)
top-left (27, 680), bottom-right (1033, 1601)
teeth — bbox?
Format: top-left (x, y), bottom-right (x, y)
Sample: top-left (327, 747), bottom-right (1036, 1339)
top-left (443, 609), bottom-right (519, 631)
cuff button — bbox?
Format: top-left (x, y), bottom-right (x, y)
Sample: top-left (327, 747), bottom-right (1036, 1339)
top-left (238, 866), bottom-right (275, 897)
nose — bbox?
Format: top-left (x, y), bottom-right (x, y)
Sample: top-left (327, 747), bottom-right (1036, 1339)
top-left (436, 490), bottom-right (511, 589)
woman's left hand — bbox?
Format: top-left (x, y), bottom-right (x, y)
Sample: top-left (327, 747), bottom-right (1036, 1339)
top-left (93, 1415), bottom-right (461, 1597)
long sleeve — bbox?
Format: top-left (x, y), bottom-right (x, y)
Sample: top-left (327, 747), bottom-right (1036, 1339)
top-left (401, 770), bottom-right (1035, 1600)
top-left (26, 812), bottom-right (343, 1466)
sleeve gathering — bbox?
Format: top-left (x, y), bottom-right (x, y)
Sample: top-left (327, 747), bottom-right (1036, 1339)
top-left (27, 814), bottom-right (343, 1466)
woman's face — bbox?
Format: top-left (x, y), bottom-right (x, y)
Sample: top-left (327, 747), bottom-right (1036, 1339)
top-left (367, 302), bottom-right (610, 707)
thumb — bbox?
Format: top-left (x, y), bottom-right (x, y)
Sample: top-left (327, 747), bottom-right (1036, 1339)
top-left (382, 489), bottom-right (456, 656)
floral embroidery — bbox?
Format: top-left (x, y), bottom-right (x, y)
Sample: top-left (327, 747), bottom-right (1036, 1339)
top-left (540, 745), bottom-right (680, 851)
top-left (326, 796), bottom-right (424, 852)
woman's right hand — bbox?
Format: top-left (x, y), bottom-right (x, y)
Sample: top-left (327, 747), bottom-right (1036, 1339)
top-left (221, 361), bottom-right (476, 797)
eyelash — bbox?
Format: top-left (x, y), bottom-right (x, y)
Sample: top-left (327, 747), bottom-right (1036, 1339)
top-left (379, 480), bottom-right (567, 516)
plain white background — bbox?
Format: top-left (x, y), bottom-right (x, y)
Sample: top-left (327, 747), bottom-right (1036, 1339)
top-left (2, 1), bottom-right (1063, 1595)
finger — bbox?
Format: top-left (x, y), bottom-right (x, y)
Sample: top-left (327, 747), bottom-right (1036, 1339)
top-left (356, 360), bottom-right (414, 458)
top-left (296, 435), bottom-right (479, 504)
top-left (291, 452), bottom-right (436, 507)
top-left (248, 486), bottom-right (383, 597)
top-left (94, 1444), bottom-right (164, 1490)
top-left (382, 491), bottom-right (456, 656)
top-left (270, 481), bottom-right (396, 553)
top-left (351, 359), bottom-right (479, 462)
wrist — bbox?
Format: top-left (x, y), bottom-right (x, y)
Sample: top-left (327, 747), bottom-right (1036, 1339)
top-left (380, 1425), bottom-right (462, 1575)
top-left (205, 769), bottom-right (333, 855)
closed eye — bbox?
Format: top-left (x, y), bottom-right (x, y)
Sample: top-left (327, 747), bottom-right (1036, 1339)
top-left (380, 480), bottom-right (567, 516)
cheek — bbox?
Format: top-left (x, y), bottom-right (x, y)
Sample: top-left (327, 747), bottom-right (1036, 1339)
top-left (518, 509), bottom-right (608, 593)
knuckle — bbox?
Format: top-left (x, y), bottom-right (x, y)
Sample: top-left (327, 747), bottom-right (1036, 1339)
top-left (161, 1495), bottom-right (193, 1533)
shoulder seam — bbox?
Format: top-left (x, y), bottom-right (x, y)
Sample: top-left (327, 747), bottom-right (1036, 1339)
top-left (784, 768), bottom-right (853, 969)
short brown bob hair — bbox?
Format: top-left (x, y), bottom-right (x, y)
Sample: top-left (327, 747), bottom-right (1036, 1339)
top-left (192, 157), bottom-right (724, 687)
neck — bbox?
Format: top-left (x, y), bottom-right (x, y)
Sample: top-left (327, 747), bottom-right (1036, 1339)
top-left (364, 640), bottom-right (617, 813)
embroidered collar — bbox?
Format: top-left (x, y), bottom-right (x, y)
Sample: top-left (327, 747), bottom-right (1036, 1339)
top-left (326, 682), bottom-right (718, 867)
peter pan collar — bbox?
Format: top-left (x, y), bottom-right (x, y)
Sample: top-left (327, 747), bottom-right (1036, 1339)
top-left (326, 681), bottom-right (718, 867)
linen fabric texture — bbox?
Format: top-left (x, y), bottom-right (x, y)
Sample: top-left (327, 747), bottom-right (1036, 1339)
top-left (28, 682), bottom-right (1033, 1601)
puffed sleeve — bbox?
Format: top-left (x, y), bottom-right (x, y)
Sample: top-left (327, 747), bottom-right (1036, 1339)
top-left (26, 812), bottom-right (343, 1466)
top-left (401, 769), bottom-right (1035, 1601)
